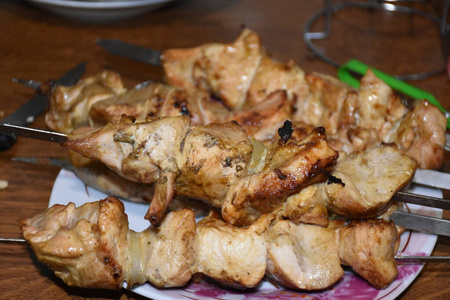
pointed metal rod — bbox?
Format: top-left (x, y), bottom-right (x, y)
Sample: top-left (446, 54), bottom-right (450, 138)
top-left (12, 78), bottom-right (42, 90)
top-left (0, 124), bottom-right (67, 143)
top-left (0, 237), bottom-right (26, 243)
top-left (0, 236), bottom-right (448, 263)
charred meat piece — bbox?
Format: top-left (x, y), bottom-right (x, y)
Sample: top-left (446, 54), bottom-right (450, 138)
top-left (222, 127), bottom-right (338, 226)
top-left (228, 90), bottom-right (293, 141)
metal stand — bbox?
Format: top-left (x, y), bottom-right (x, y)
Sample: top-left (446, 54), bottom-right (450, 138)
top-left (303, 0), bottom-right (450, 80)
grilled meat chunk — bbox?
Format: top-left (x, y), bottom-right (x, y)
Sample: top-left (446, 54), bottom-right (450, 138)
top-left (384, 100), bottom-right (447, 170)
top-left (136, 208), bottom-right (196, 288)
top-left (339, 220), bottom-right (399, 289)
top-left (194, 211), bottom-right (272, 289)
top-left (295, 71), bottom-right (445, 169)
top-left (89, 83), bottom-right (204, 126)
top-left (278, 184), bottom-right (329, 227)
top-left (20, 197), bottom-right (129, 289)
top-left (222, 127), bottom-right (338, 226)
top-left (45, 70), bottom-right (125, 134)
top-left (325, 147), bottom-right (416, 219)
top-left (246, 56), bottom-right (309, 106)
top-left (266, 219), bottom-right (344, 290)
top-left (162, 28), bottom-right (263, 111)
top-left (69, 150), bottom-right (209, 217)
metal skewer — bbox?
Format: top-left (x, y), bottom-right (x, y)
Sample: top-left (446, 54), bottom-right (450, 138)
top-left (0, 238), bottom-right (26, 243)
top-left (1, 237), bottom-right (448, 263)
top-left (12, 78), bottom-right (42, 90)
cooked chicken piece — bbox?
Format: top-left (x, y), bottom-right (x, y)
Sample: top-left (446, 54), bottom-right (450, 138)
top-left (246, 56), bottom-right (310, 106)
top-left (163, 28), bottom-right (263, 111)
top-left (69, 151), bottom-right (209, 218)
top-left (134, 208), bottom-right (196, 288)
top-left (325, 147), bottom-right (416, 219)
top-left (338, 220), bottom-right (399, 289)
top-left (291, 70), bottom-right (446, 169)
top-left (298, 71), bottom-right (407, 138)
top-left (294, 72), bottom-right (385, 154)
top-left (227, 90), bottom-right (292, 141)
top-left (272, 146), bottom-right (415, 224)
top-left (357, 71), bottom-right (408, 137)
top-left (194, 211), bottom-right (272, 289)
top-left (45, 70), bottom-right (125, 134)
top-left (20, 197), bottom-right (197, 289)
top-left (70, 150), bottom-right (153, 204)
top-left (277, 184), bottom-right (329, 227)
top-left (89, 83), bottom-right (204, 126)
top-left (61, 116), bottom-right (338, 226)
top-left (295, 73), bottom-right (352, 135)
top-left (160, 42), bottom-right (206, 96)
top-left (265, 219), bottom-right (344, 290)
top-left (384, 100), bottom-right (447, 170)
top-left (221, 127), bottom-right (338, 226)
top-left (176, 121), bottom-right (254, 208)
top-left (20, 197), bottom-right (129, 289)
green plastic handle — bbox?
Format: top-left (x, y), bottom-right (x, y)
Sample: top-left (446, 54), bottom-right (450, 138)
top-left (338, 59), bottom-right (450, 128)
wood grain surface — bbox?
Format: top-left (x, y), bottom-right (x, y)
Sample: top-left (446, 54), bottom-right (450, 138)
top-left (1, 0), bottom-right (449, 299)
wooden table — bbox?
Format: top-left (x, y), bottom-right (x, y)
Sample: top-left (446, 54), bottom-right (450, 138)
top-left (1, 0), bottom-right (449, 299)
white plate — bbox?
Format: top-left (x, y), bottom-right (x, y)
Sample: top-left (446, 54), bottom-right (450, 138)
top-left (26, 0), bottom-right (174, 23)
top-left (49, 169), bottom-right (442, 300)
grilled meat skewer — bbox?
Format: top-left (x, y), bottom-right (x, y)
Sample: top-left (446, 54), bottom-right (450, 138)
top-left (4, 116), bottom-right (418, 227)
top-left (20, 196), bottom-right (400, 291)
top-left (44, 30), bottom-right (446, 170)
top-left (61, 115), bottom-right (338, 226)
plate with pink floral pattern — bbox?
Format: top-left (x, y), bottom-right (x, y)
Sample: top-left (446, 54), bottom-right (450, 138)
top-left (49, 169), bottom-right (442, 300)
